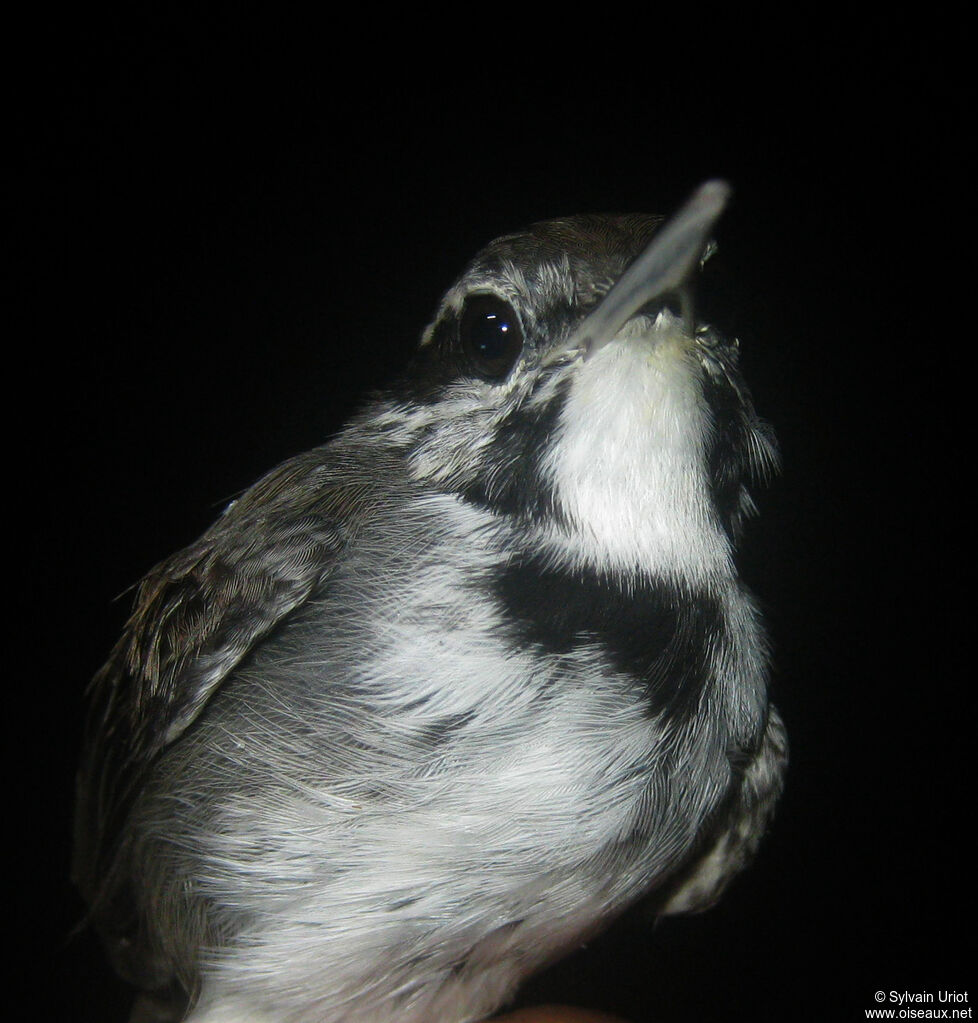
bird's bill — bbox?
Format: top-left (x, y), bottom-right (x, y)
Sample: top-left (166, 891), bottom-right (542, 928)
top-left (552, 179), bottom-right (731, 365)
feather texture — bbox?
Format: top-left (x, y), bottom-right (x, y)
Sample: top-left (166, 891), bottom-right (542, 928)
top-left (74, 202), bottom-right (784, 1022)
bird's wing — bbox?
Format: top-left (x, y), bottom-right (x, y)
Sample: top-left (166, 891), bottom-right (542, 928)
top-left (656, 703), bottom-right (788, 916)
top-left (72, 445), bottom-right (380, 917)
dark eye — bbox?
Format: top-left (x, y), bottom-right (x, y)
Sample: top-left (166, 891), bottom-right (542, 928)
top-left (459, 294), bottom-right (524, 380)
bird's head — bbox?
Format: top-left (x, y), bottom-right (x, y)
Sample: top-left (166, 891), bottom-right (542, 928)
top-left (373, 183), bottom-right (777, 588)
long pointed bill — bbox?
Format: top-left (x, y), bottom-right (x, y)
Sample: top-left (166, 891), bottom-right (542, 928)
top-left (552, 179), bottom-right (731, 365)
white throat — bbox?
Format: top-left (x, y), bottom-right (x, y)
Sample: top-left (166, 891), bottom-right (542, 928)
top-left (544, 313), bottom-right (732, 586)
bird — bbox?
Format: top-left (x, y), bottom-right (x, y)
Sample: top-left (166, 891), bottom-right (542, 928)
top-left (73, 180), bottom-right (787, 1023)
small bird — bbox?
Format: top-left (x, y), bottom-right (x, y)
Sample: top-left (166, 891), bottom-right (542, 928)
top-left (73, 181), bottom-right (786, 1023)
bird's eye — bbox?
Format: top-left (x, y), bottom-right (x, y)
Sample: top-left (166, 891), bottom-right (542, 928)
top-left (458, 294), bottom-right (524, 380)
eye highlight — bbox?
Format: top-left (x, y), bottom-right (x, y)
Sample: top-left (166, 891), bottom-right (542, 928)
top-left (458, 294), bottom-right (524, 380)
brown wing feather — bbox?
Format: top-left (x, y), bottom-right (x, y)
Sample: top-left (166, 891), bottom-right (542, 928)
top-left (72, 446), bottom-right (379, 927)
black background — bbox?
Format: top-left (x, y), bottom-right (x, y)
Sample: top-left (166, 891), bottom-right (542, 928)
top-left (20, 12), bottom-right (969, 1022)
